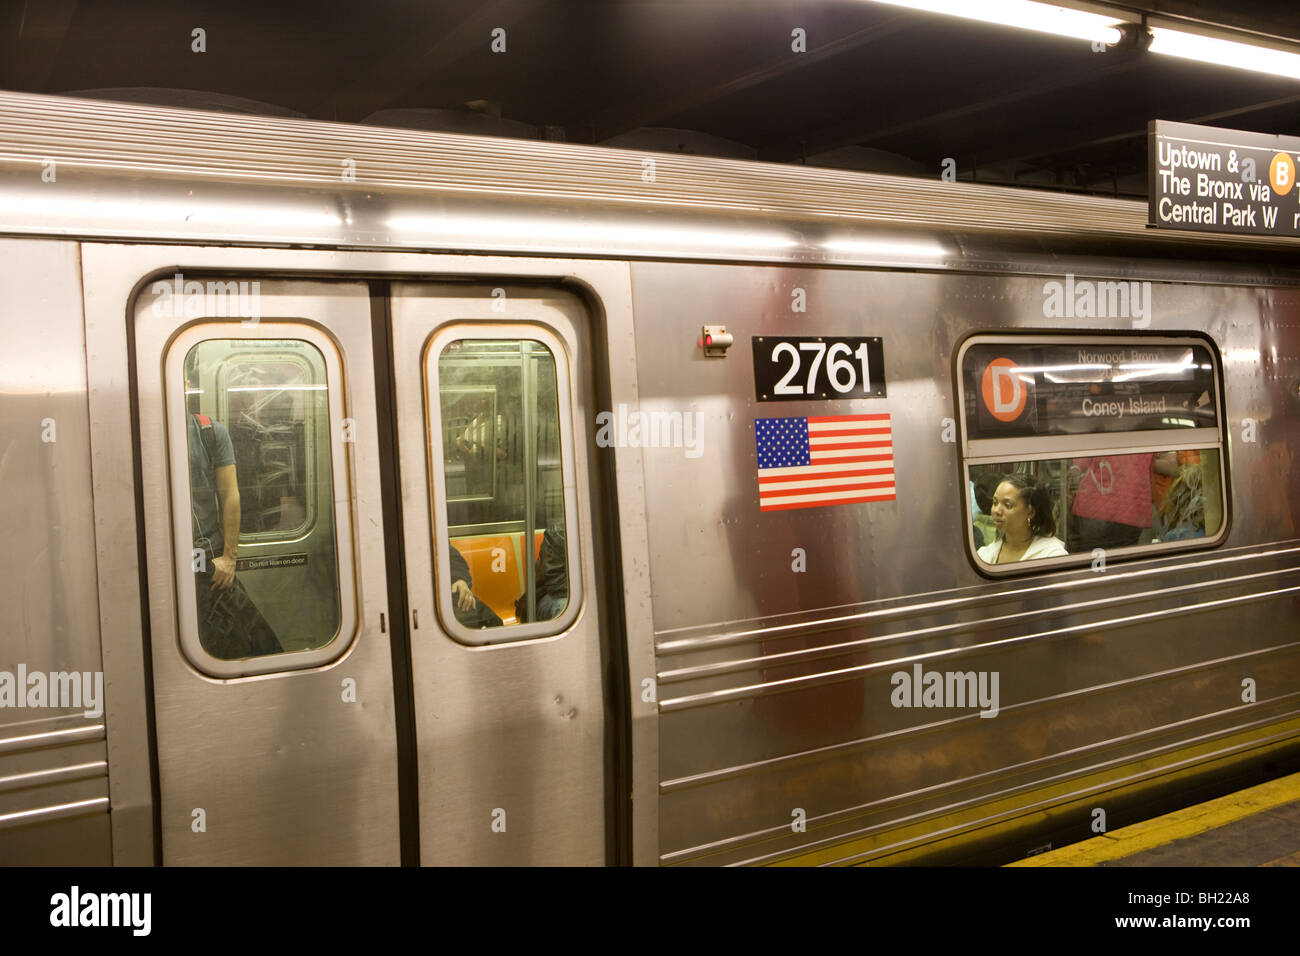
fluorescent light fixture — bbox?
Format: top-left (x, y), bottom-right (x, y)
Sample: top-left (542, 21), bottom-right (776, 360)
top-left (1149, 26), bottom-right (1300, 81)
top-left (866, 1), bottom-right (1300, 81)
top-left (865, 0), bottom-right (1123, 45)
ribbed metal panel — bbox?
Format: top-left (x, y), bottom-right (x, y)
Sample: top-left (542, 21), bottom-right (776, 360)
top-left (654, 545), bottom-right (1300, 865)
top-left (0, 90), bottom-right (1126, 227)
top-left (0, 715), bottom-right (110, 836)
top-left (0, 89), bottom-right (1296, 265)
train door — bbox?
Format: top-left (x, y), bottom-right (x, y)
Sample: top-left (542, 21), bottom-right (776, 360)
top-left (132, 279), bottom-right (401, 864)
top-left (389, 282), bottom-right (611, 865)
top-left (127, 269), bottom-right (619, 865)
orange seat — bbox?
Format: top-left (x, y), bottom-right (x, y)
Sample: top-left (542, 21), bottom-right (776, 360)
top-left (450, 530), bottom-right (549, 626)
top-left (451, 535), bottom-right (520, 625)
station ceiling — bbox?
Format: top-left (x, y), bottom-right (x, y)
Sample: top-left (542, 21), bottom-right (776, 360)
top-left (1, 0), bottom-right (1298, 198)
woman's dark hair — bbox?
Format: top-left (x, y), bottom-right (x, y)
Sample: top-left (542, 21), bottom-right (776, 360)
top-left (998, 473), bottom-right (1056, 538)
top-left (973, 469), bottom-right (1002, 514)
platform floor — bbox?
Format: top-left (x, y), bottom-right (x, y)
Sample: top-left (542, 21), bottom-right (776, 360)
top-left (1008, 771), bottom-right (1300, 867)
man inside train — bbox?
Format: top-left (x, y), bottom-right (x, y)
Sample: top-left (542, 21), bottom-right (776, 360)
top-left (449, 544), bottom-right (504, 629)
top-left (186, 358), bottom-right (284, 658)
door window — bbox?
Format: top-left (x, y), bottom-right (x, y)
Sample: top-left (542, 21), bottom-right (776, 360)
top-left (428, 333), bottom-right (580, 642)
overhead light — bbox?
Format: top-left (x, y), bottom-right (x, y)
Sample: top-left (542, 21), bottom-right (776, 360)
top-left (1148, 26), bottom-right (1300, 81)
top-left (864, 1), bottom-right (1123, 45)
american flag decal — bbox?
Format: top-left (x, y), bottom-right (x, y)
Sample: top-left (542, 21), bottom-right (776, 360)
top-left (755, 414), bottom-right (894, 512)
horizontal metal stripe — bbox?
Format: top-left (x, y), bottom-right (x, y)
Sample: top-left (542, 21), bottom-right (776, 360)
top-left (654, 541), bottom-right (1300, 649)
top-left (661, 710), bottom-right (1300, 865)
top-left (0, 797), bottom-right (110, 831)
top-left (658, 585), bottom-right (1300, 710)
top-left (669, 713), bottom-right (1300, 863)
top-left (3, 91), bottom-right (1300, 269)
top-left (0, 762), bottom-right (108, 794)
top-left (0, 90), bottom-right (1149, 225)
top-left (0, 712), bottom-right (107, 734)
top-left (657, 564), bottom-right (1300, 683)
top-left (660, 661), bottom-right (1300, 795)
top-left (0, 724), bottom-right (106, 755)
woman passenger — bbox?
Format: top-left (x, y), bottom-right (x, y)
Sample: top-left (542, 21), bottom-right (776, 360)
top-left (977, 474), bottom-right (1068, 564)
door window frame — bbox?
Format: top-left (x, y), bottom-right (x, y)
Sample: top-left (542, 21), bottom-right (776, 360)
top-left (164, 321), bottom-right (359, 677)
top-left (423, 322), bottom-right (584, 645)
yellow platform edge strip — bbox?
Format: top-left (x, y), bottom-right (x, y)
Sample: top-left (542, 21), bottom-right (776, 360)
top-left (1007, 770), bottom-right (1300, 867)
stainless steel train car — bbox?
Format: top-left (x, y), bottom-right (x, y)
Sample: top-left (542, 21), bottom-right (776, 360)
top-left (1, 89), bottom-right (1297, 866)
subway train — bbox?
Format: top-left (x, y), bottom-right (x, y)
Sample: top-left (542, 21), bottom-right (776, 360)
top-left (1, 89), bottom-right (1297, 867)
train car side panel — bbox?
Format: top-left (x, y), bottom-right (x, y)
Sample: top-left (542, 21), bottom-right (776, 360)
top-left (630, 260), bottom-right (1300, 864)
top-left (0, 238), bottom-right (113, 864)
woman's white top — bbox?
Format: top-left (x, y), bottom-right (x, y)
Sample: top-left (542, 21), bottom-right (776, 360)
top-left (977, 535), bottom-right (1069, 563)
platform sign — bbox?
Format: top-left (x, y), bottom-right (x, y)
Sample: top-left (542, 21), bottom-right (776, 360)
top-left (1149, 120), bottom-right (1300, 238)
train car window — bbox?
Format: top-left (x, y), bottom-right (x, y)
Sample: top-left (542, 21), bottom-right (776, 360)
top-left (956, 334), bottom-right (1228, 574)
top-left (429, 334), bottom-right (579, 644)
top-left (174, 336), bottom-right (347, 667)
top-left (968, 448), bottom-right (1224, 562)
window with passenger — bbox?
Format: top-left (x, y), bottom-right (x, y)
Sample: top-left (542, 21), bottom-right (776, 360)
top-left (430, 336), bottom-right (578, 642)
top-left (179, 338), bottom-right (343, 660)
top-left (957, 333), bottom-right (1228, 573)
top-left (968, 448), bottom-right (1223, 564)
